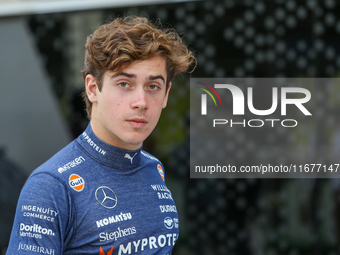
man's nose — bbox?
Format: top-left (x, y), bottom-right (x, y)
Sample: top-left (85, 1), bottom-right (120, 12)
top-left (131, 87), bottom-right (148, 110)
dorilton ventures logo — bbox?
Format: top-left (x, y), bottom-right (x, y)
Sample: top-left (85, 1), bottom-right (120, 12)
top-left (197, 81), bottom-right (312, 128)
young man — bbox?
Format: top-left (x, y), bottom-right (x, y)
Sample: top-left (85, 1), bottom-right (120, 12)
top-left (6, 16), bottom-right (195, 254)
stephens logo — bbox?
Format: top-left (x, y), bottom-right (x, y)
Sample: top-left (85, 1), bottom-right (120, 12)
top-left (196, 82), bottom-right (222, 115)
top-left (99, 247), bottom-right (113, 255)
top-left (157, 164), bottom-right (165, 181)
top-left (99, 226), bottom-right (136, 242)
top-left (69, 174), bottom-right (85, 192)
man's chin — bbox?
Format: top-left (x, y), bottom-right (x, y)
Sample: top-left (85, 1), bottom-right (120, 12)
top-left (118, 130), bottom-right (153, 149)
top-left (120, 138), bottom-right (145, 150)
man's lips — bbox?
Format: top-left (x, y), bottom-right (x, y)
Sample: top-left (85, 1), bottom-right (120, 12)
top-left (126, 118), bottom-right (148, 128)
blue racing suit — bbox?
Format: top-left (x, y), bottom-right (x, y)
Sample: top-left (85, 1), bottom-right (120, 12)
top-left (6, 123), bottom-right (179, 255)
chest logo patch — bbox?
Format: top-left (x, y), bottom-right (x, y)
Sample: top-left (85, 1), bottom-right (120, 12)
top-left (157, 164), bottom-right (165, 181)
top-left (95, 186), bottom-right (118, 209)
top-left (164, 217), bottom-right (174, 229)
top-left (69, 174), bottom-right (85, 192)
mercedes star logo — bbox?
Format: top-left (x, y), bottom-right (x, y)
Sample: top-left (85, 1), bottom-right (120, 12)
top-left (95, 186), bottom-right (118, 209)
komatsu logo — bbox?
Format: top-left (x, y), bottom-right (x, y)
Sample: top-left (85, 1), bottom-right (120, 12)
top-left (96, 212), bottom-right (132, 228)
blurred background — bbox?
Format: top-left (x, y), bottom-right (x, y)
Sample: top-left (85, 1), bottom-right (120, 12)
top-left (1, 0), bottom-right (340, 254)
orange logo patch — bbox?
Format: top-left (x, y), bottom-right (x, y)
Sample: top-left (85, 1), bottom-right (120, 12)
top-left (100, 247), bottom-right (113, 255)
top-left (69, 174), bottom-right (85, 192)
top-left (157, 164), bottom-right (165, 181)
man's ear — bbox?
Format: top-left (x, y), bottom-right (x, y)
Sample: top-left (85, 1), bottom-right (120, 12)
top-left (85, 74), bottom-right (98, 103)
top-left (163, 82), bottom-right (172, 108)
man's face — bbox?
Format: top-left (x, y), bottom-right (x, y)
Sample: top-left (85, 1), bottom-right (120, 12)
top-left (86, 56), bottom-right (171, 150)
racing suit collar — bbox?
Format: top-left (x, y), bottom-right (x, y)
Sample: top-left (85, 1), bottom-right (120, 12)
top-left (76, 123), bottom-right (142, 170)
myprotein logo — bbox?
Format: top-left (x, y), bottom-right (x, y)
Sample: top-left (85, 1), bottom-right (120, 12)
top-left (198, 82), bottom-right (312, 128)
top-left (118, 233), bottom-right (178, 255)
top-left (69, 174), bottom-right (85, 192)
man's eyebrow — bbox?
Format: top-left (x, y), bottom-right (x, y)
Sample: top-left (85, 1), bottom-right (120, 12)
top-left (117, 73), bottom-right (165, 83)
top-left (149, 75), bottom-right (165, 83)
top-left (119, 72), bottom-right (136, 78)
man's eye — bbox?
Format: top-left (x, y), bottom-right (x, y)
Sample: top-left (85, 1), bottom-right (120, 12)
top-left (149, 84), bottom-right (160, 90)
top-left (118, 82), bottom-right (129, 88)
